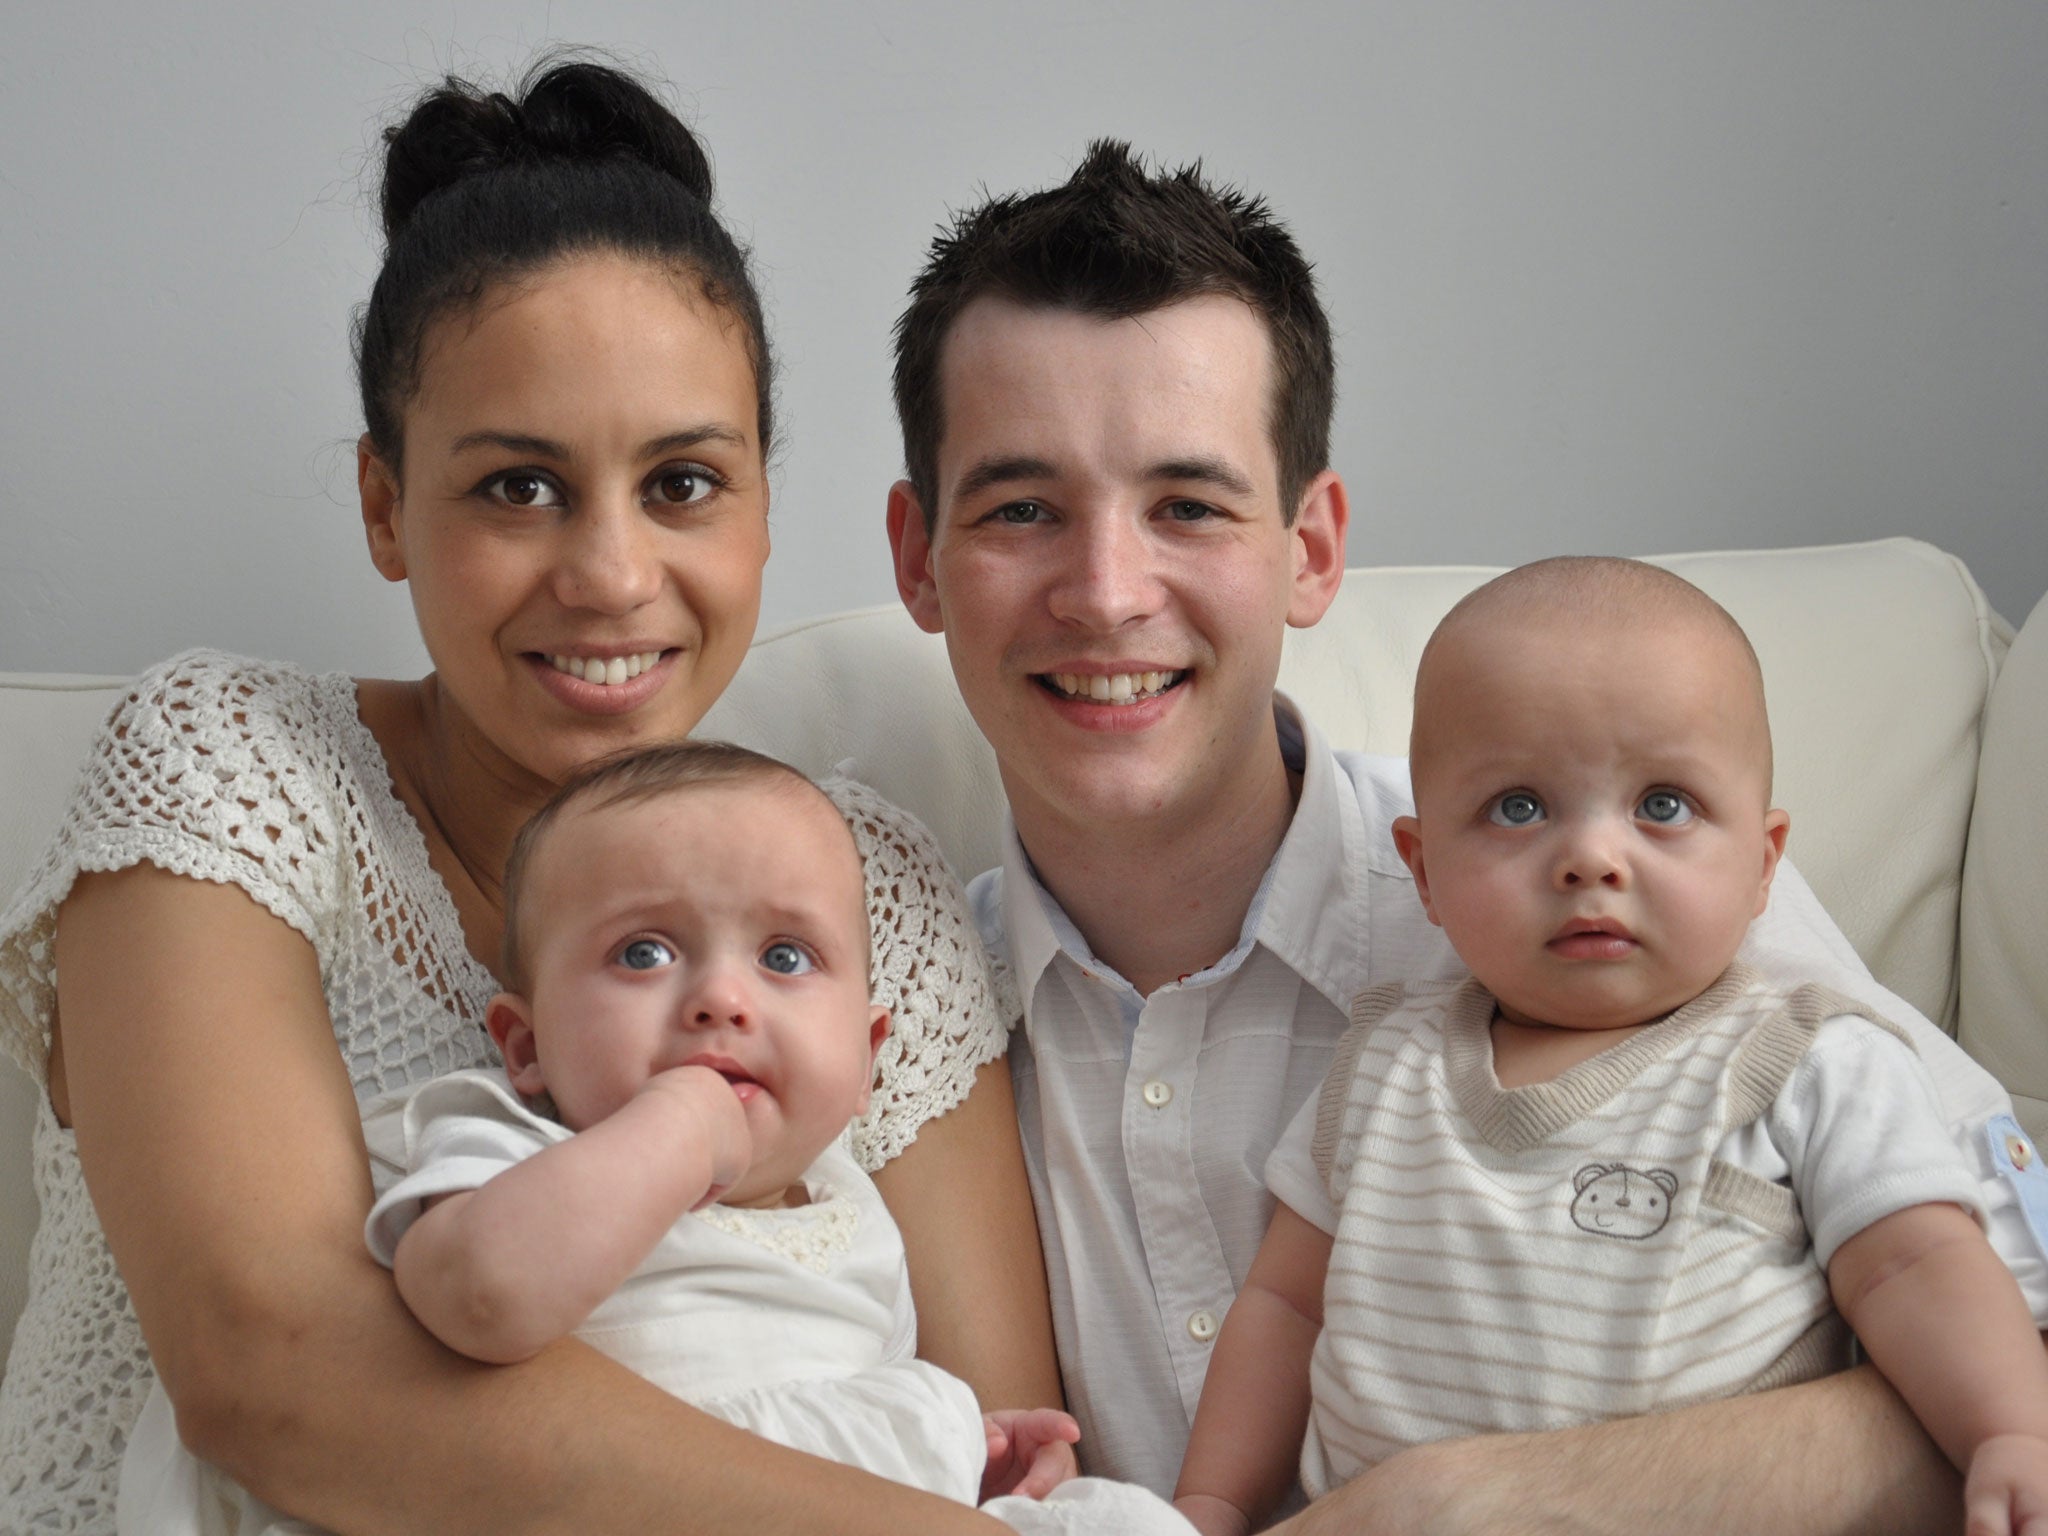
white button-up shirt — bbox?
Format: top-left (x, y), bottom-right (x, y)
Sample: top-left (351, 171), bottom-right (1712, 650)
top-left (972, 697), bottom-right (2031, 1498)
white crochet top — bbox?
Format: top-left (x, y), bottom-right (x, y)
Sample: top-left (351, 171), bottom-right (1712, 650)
top-left (0, 650), bottom-right (1011, 1534)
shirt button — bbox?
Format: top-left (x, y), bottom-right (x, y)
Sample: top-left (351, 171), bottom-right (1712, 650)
top-left (1187, 1309), bottom-right (1219, 1343)
top-left (1142, 1079), bottom-right (1173, 1108)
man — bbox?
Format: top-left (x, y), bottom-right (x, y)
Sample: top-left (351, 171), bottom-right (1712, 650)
top-left (885, 142), bottom-right (2029, 1530)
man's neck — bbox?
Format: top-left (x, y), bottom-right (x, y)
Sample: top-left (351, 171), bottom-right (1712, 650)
top-left (1011, 720), bottom-right (1301, 998)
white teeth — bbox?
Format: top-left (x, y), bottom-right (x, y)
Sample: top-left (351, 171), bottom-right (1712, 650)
top-left (1046, 670), bottom-right (1181, 703)
top-left (546, 651), bottom-right (664, 687)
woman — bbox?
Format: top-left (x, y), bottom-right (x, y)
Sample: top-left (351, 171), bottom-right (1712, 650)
top-left (0, 60), bottom-right (1053, 1533)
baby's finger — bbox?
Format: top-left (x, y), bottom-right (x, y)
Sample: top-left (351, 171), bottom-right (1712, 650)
top-left (1017, 1438), bottom-right (1079, 1499)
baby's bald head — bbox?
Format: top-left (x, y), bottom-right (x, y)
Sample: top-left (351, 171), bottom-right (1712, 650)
top-left (1409, 556), bottom-right (1773, 803)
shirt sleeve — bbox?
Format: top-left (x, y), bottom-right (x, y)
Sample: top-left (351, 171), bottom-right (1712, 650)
top-left (0, 651), bottom-right (347, 1077)
top-left (363, 1070), bottom-right (561, 1265)
top-left (1770, 1016), bottom-right (1986, 1268)
top-left (1265, 1084), bottom-right (1338, 1235)
top-left (824, 778), bottom-right (1012, 1171)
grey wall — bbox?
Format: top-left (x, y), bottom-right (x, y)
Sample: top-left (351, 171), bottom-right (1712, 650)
top-left (5, 2), bottom-right (2045, 679)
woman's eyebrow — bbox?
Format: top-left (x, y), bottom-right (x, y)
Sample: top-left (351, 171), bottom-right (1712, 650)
top-left (445, 425), bottom-right (750, 461)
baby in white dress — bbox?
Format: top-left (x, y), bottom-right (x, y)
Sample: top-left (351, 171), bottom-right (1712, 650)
top-left (122, 741), bottom-right (1191, 1535)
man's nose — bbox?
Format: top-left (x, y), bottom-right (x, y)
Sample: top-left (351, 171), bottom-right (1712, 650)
top-left (552, 496), bottom-right (663, 615)
top-left (1045, 512), bottom-right (1163, 631)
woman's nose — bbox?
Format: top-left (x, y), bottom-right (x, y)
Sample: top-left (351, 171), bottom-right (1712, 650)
top-left (553, 498), bottom-right (663, 615)
top-left (1045, 512), bottom-right (1164, 632)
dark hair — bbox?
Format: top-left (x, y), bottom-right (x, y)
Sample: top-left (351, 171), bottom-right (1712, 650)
top-left (355, 58), bottom-right (773, 469)
top-left (891, 139), bottom-right (1334, 529)
top-left (500, 740), bottom-right (856, 993)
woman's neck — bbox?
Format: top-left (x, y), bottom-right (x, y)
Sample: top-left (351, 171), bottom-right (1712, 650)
top-left (355, 675), bottom-right (555, 981)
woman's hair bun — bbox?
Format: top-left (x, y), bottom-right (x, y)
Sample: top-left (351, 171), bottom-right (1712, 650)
top-left (378, 58), bottom-right (715, 242)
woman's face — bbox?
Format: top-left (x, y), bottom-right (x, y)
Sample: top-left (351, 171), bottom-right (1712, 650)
top-left (362, 251), bottom-right (770, 789)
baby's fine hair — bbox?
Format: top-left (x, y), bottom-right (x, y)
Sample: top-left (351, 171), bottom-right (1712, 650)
top-left (1412, 555), bottom-right (1774, 787)
top-left (500, 741), bottom-right (855, 993)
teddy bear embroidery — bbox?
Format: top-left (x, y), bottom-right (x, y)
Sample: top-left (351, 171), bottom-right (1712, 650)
top-left (1569, 1163), bottom-right (1678, 1239)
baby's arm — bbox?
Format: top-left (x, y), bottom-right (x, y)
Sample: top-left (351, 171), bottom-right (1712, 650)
top-left (392, 1065), bottom-right (751, 1363)
top-left (1173, 1202), bottom-right (1334, 1536)
top-left (1830, 1203), bottom-right (2048, 1536)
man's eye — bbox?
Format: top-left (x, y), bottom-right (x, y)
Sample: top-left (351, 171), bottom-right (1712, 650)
top-left (618, 939), bottom-right (675, 971)
top-left (483, 471), bottom-right (564, 508)
top-left (990, 501), bottom-right (1046, 526)
top-left (1489, 792), bottom-right (1545, 827)
top-left (651, 464), bottom-right (720, 506)
top-left (1164, 500), bottom-right (1216, 522)
top-left (760, 941), bottom-right (815, 977)
top-left (1638, 790), bottom-right (1694, 826)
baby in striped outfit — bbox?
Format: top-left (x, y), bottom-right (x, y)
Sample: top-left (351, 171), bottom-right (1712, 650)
top-left (1174, 556), bottom-right (2048, 1536)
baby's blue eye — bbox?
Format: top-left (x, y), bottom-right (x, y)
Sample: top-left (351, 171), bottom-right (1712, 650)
top-left (760, 942), bottom-right (815, 977)
top-left (1489, 792), bottom-right (1545, 827)
top-left (618, 939), bottom-right (675, 971)
top-left (1638, 791), bottom-right (1693, 826)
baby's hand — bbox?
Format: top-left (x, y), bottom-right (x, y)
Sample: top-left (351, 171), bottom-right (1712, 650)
top-left (1171, 1493), bottom-right (1253, 1536)
top-left (1966, 1433), bottom-right (2048, 1536)
top-left (981, 1407), bottom-right (1080, 1500)
top-left (641, 1065), bottom-right (753, 1208)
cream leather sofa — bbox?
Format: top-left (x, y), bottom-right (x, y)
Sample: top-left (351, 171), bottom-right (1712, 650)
top-left (3, 536), bottom-right (2044, 1378)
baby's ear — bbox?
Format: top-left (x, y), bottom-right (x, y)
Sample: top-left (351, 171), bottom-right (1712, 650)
top-left (486, 993), bottom-right (548, 1099)
top-left (1391, 816), bottom-right (1442, 926)
top-left (1754, 809), bottom-right (1792, 916)
top-left (855, 1006), bottom-right (891, 1116)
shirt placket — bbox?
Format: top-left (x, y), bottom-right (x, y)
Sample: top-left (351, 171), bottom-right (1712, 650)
top-left (1123, 983), bottom-right (1234, 1423)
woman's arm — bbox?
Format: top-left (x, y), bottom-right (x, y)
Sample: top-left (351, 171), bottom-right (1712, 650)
top-left (873, 1050), bottom-right (1065, 1411)
top-left (58, 865), bottom-right (1007, 1536)
top-left (1265, 1365), bottom-right (1962, 1536)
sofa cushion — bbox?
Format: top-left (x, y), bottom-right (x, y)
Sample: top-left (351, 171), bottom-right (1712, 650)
top-left (1962, 591), bottom-right (2048, 1135)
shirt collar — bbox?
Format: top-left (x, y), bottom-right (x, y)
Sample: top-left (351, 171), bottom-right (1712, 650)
top-left (996, 692), bottom-right (1364, 1015)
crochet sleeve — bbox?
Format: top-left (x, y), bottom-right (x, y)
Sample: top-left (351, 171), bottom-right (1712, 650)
top-left (823, 777), bottom-right (1012, 1171)
top-left (0, 651), bottom-right (349, 1078)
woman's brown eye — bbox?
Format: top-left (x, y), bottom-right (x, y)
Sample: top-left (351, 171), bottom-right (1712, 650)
top-left (658, 470), bottom-right (712, 504)
top-left (503, 475), bottom-right (542, 505)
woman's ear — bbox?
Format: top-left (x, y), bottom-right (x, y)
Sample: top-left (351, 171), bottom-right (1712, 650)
top-left (486, 993), bottom-right (548, 1099)
top-left (358, 435), bottom-right (408, 583)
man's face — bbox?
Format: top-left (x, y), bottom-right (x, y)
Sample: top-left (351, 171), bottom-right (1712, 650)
top-left (888, 295), bottom-right (1345, 844)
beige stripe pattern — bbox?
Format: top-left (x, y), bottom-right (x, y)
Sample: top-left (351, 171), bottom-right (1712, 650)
top-left (1300, 965), bottom-right (1889, 1498)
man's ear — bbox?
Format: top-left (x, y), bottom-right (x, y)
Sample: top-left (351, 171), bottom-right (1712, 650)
top-left (1285, 469), bottom-right (1349, 629)
top-left (486, 993), bottom-right (548, 1099)
top-left (359, 435), bottom-right (407, 583)
top-left (886, 481), bottom-right (945, 634)
top-left (1754, 809), bottom-right (1792, 916)
top-left (1391, 815), bottom-right (1444, 927)
top-left (856, 1006), bottom-right (892, 1115)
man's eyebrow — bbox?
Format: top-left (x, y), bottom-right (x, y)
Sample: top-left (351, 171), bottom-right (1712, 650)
top-left (446, 425), bottom-right (749, 460)
top-left (1148, 456), bottom-right (1256, 498)
top-left (954, 455), bottom-right (1059, 501)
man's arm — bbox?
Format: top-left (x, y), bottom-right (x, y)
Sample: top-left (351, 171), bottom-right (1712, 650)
top-left (1266, 1363), bottom-right (1962, 1536)
top-left (392, 1066), bottom-right (751, 1363)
